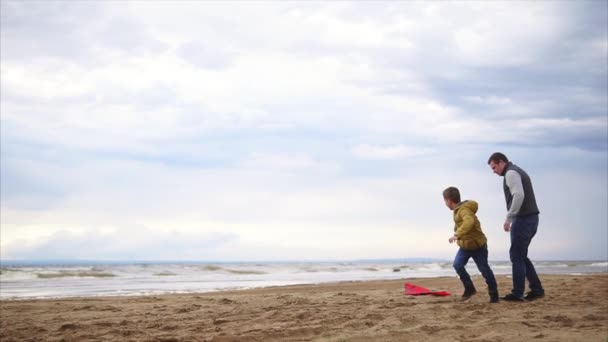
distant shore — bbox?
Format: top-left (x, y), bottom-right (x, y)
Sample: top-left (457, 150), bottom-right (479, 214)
top-left (1, 274), bottom-right (606, 341)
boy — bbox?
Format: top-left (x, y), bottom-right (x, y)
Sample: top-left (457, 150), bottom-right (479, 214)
top-left (443, 186), bottom-right (499, 303)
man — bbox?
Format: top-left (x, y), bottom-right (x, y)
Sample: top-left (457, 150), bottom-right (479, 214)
top-left (488, 152), bottom-right (545, 301)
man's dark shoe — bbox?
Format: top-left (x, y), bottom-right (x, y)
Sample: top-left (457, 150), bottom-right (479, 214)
top-left (489, 291), bottom-right (499, 303)
top-left (462, 285), bottom-right (477, 300)
top-left (524, 291), bottom-right (545, 301)
top-left (502, 293), bottom-right (525, 302)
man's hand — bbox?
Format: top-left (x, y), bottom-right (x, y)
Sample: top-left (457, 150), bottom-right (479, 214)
top-left (449, 235), bottom-right (458, 243)
top-left (503, 220), bottom-right (511, 232)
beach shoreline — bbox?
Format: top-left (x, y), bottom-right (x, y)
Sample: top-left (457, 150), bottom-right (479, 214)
top-left (1, 274), bottom-right (607, 341)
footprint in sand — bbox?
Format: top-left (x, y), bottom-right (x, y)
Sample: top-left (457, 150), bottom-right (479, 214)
top-left (58, 323), bottom-right (79, 331)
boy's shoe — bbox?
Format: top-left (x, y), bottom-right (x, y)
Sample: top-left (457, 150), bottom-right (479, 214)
top-left (489, 291), bottom-right (499, 303)
top-left (524, 291), bottom-right (545, 301)
top-left (502, 293), bottom-right (525, 302)
top-left (462, 285), bottom-right (477, 300)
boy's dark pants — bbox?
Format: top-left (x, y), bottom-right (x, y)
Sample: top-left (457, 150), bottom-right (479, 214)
top-left (453, 244), bottom-right (498, 293)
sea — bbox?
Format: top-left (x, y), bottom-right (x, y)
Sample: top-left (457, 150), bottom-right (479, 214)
top-left (1, 259), bottom-right (606, 300)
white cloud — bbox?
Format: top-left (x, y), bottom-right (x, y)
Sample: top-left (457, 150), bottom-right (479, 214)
top-left (240, 153), bottom-right (317, 170)
top-left (351, 144), bottom-right (430, 160)
top-left (463, 96), bottom-right (513, 106)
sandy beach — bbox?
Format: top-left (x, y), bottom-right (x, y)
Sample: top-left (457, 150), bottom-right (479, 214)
top-left (1, 274), bottom-right (606, 341)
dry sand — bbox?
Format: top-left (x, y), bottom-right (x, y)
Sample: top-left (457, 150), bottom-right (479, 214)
top-left (1, 274), bottom-right (607, 342)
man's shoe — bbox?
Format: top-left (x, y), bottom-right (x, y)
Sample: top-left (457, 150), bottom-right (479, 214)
top-left (524, 291), bottom-right (545, 301)
top-left (502, 293), bottom-right (525, 302)
top-left (489, 291), bottom-right (499, 303)
top-left (462, 285), bottom-right (477, 301)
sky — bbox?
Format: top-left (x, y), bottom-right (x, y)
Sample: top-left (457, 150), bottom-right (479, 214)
top-left (1, 1), bottom-right (606, 262)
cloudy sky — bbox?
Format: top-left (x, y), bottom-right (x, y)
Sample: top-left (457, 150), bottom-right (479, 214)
top-left (1, 1), bottom-right (606, 262)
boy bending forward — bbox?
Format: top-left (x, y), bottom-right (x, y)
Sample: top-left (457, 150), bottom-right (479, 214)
top-left (443, 187), bottom-right (499, 303)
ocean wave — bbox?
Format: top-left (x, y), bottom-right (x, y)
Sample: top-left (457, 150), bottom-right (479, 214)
top-left (2, 260), bottom-right (606, 300)
top-left (36, 271), bottom-right (116, 279)
top-left (0, 268), bottom-right (38, 281)
top-left (418, 263), bottom-right (445, 271)
top-left (491, 264), bottom-right (511, 269)
top-left (202, 265), bottom-right (223, 272)
top-left (225, 269), bottom-right (266, 275)
top-left (198, 265), bottom-right (266, 275)
top-left (0, 267), bottom-right (18, 275)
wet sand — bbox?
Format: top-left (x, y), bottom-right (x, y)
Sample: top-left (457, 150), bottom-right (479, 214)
top-left (1, 274), bottom-right (607, 341)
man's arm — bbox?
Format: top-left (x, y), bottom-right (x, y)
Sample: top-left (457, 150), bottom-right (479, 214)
top-left (505, 170), bottom-right (525, 221)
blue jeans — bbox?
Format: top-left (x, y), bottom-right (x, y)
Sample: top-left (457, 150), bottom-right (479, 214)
top-left (453, 244), bottom-right (498, 293)
top-left (510, 214), bottom-right (544, 298)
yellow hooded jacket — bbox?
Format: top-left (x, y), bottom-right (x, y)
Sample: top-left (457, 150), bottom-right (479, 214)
top-left (453, 200), bottom-right (487, 251)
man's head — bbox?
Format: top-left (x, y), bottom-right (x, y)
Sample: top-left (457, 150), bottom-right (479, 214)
top-left (487, 152), bottom-right (509, 176)
top-left (443, 186), bottom-right (461, 210)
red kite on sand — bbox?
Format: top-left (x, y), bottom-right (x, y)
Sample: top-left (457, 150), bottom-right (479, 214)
top-left (405, 283), bottom-right (451, 296)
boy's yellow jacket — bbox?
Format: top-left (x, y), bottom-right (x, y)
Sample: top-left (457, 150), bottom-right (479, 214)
top-left (453, 200), bottom-right (487, 250)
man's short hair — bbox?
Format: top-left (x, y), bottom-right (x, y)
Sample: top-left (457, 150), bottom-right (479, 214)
top-left (443, 187), bottom-right (461, 203)
top-left (488, 152), bottom-right (509, 165)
